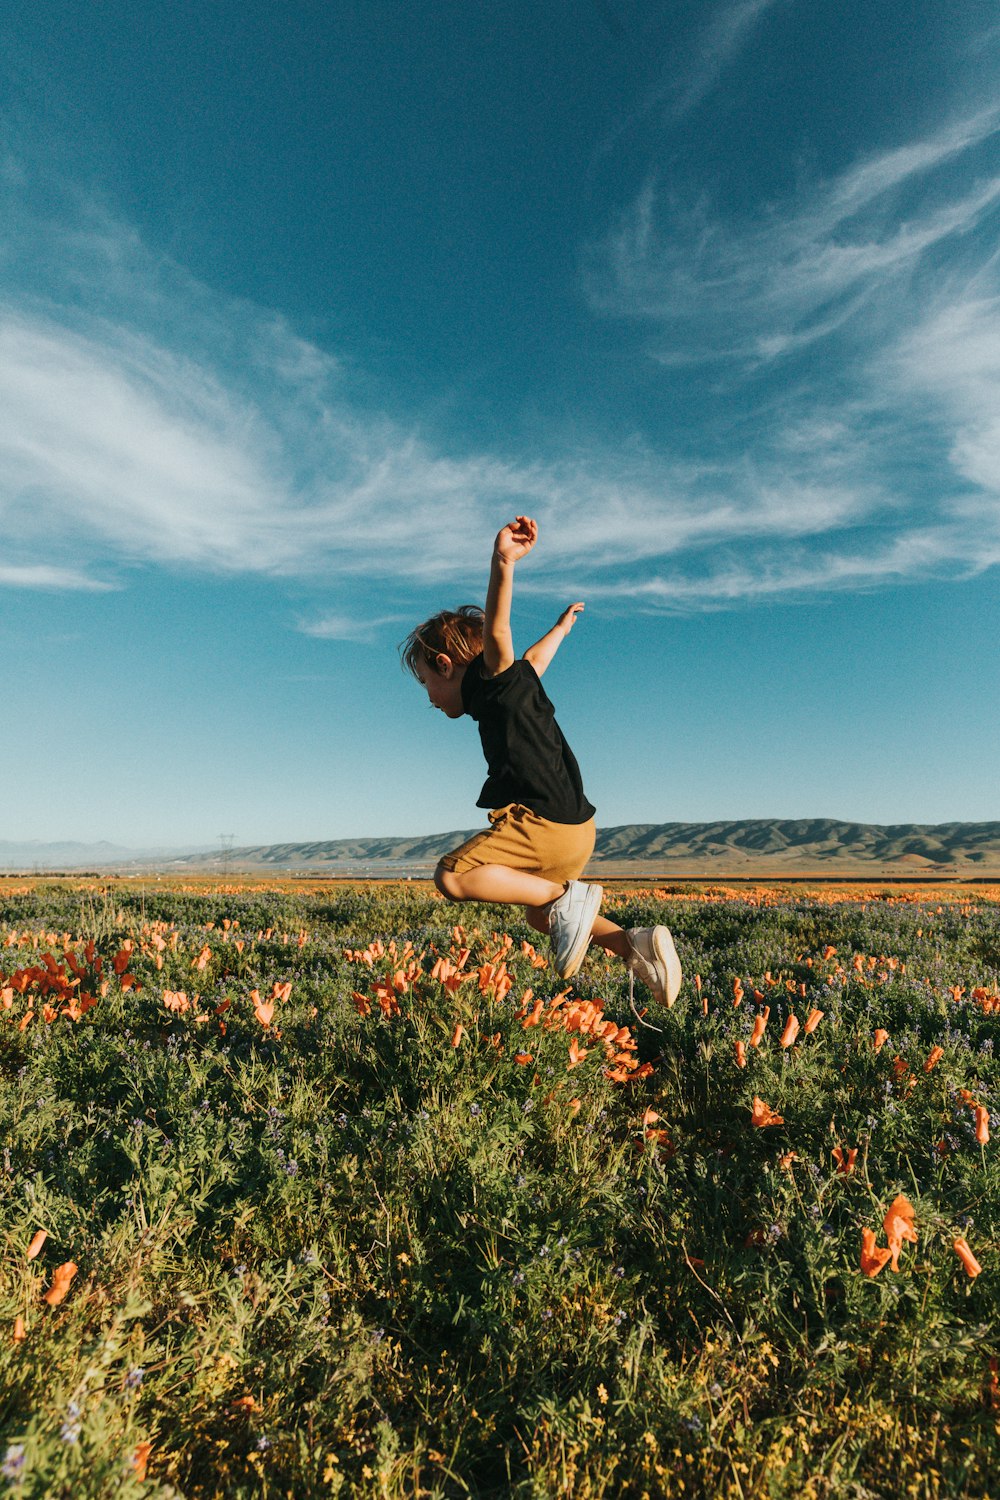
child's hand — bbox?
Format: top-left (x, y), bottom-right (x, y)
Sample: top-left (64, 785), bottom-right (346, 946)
top-left (558, 602), bottom-right (584, 635)
top-left (494, 515), bottom-right (538, 564)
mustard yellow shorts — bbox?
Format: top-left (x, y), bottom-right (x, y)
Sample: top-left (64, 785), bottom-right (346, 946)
top-left (438, 803), bottom-right (596, 884)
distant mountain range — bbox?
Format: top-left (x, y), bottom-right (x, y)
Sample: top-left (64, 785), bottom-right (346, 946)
top-left (3, 821), bottom-right (999, 876)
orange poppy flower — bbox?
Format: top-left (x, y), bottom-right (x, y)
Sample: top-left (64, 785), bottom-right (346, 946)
top-left (953, 1237), bottom-right (982, 1278)
top-left (42, 1260), bottom-right (78, 1306)
top-left (567, 1097), bottom-right (582, 1114)
top-left (974, 1105), bottom-right (990, 1145)
top-left (803, 1008), bottom-right (824, 1034)
top-left (133, 1442), bottom-right (153, 1481)
top-left (883, 1195), bottom-right (917, 1270)
top-left (873, 1028), bottom-right (889, 1052)
top-left (780, 1014), bottom-right (800, 1048)
top-left (749, 1007), bottom-right (770, 1047)
top-left (253, 994), bottom-right (275, 1026)
top-left (860, 1227), bottom-right (891, 1277)
top-left (732, 978), bottom-right (744, 1006)
top-left (513, 1051), bottom-right (533, 1065)
top-left (450, 1022), bottom-right (465, 1048)
top-left (750, 1096), bottom-right (783, 1128)
top-left (567, 1037), bottom-right (589, 1069)
top-left (26, 1229), bottom-right (47, 1260)
top-left (924, 1045), bottom-right (944, 1073)
top-left (12, 1316), bottom-right (26, 1343)
top-left (832, 1146), bottom-right (857, 1175)
top-left (734, 1040), bottom-right (747, 1068)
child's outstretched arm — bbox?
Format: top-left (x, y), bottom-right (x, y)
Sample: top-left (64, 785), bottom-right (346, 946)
top-left (523, 602), bottom-right (584, 678)
top-left (483, 515), bottom-right (537, 676)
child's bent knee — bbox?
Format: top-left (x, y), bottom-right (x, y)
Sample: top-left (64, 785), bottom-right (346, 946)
top-left (434, 862), bottom-right (464, 901)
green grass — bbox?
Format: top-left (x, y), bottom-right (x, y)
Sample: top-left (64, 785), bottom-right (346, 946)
top-left (1, 881), bottom-right (998, 1498)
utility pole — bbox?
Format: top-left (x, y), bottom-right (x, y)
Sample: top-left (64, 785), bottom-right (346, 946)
top-left (219, 833), bottom-right (235, 878)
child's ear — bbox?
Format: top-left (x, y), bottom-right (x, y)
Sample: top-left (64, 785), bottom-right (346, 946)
top-left (435, 653), bottom-right (454, 678)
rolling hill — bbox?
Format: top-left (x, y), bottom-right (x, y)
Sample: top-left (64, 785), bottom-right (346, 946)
top-left (165, 819), bottom-right (1000, 877)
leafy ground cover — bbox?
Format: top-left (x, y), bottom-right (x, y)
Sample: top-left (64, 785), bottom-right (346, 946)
top-left (0, 877), bottom-right (998, 1498)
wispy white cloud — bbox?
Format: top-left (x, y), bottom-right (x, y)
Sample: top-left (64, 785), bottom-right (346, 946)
top-left (3, 118), bottom-right (999, 619)
top-left (0, 561), bottom-right (112, 590)
top-left (297, 611), bottom-right (409, 643)
top-left (675, 0), bottom-right (786, 117)
top-left (0, 190), bottom-right (884, 600)
top-left (591, 0), bottom-right (786, 168)
top-left (573, 100), bottom-right (1000, 604)
top-left (585, 105), bottom-right (1000, 362)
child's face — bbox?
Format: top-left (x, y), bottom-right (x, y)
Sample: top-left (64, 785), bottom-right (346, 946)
top-left (414, 655), bottom-right (466, 718)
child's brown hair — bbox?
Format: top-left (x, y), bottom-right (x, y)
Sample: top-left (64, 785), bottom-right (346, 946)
top-left (400, 606), bottom-right (485, 677)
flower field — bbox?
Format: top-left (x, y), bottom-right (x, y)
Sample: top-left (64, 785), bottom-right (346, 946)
top-left (1, 877), bottom-right (998, 1498)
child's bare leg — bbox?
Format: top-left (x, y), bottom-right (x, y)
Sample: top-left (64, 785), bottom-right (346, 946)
top-left (435, 863), bottom-right (564, 908)
top-left (438, 864), bottom-right (631, 964)
top-left (589, 915), bottom-right (629, 960)
top-left (525, 905), bottom-right (629, 960)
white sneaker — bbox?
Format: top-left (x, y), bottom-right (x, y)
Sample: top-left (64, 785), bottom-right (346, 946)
top-left (547, 881), bottom-right (603, 979)
top-left (626, 926), bottom-right (682, 1008)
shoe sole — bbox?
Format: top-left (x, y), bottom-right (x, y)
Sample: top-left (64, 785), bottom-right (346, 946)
top-left (556, 883), bottom-right (603, 979)
top-left (652, 926), bottom-right (682, 1006)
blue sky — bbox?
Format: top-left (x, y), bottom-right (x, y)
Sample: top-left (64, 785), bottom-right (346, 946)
top-left (2, 0), bottom-right (999, 846)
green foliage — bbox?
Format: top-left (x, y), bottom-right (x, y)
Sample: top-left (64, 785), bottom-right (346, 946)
top-left (0, 882), bottom-right (998, 1497)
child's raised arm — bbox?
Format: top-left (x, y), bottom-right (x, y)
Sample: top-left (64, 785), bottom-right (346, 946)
top-left (523, 602), bottom-right (584, 678)
top-left (483, 515), bottom-right (537, 676)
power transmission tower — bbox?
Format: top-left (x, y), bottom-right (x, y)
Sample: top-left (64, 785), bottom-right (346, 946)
top-left (219, 833), bottom-right (235, 878)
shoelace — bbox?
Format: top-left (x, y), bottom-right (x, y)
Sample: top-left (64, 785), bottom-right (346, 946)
top-left (628, 967), bottom-right (664, 1032)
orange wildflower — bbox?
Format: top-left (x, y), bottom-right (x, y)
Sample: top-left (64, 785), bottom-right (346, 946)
top-left (513, 1051), bottom-right (533, 1065)
top-left (832, 1146), bottom-right (857, 1175)
top-left (749, 1007), bottom-right (770, 1047)
top-left (133, 1442), bottom-right (153, 1481)
top-left (450, 1022), bottom-right (465, 1048)
top-left (567, 1097), bottom-right (582, 1115)
top-left (924, 1045), bottom-right (944, 1072)
top-left (522, 996), bottom-right (544, 1029)
top-left (860, 1227), bottom-right (891, 1277)
top-left (883, 1195), bottom-right (917, 1271)
top-left (780, 1014), bottom-right (800, 1048)
top-left (803, 1008), bottom-right (824, 1034)
top-left (953, 1237), bottom-right (982, 1278)
top-left (12, 1316), bottom-right (26, 1343)
top-left (732, 978), bottom-right (744, 1006)
top-left (112, 945), bottom-right (133, 975)
top-left (567, 1037), bottom-right (589, 1069)
top-left (26, 1230), bottom-right (47, 1260)
top-left (734, 1040), bottom-right (747, 1068)
top-left (252, 992), bottom-right (275, 1026)
top-left (750, 1096), bottom-right (783, 1128)
top-left (873, 1028), bottom-right (889, 1052)
top-left (974, 1105), bottom-right (990, 1145)
top-left (42, 1260), bottom-right (78, 1306)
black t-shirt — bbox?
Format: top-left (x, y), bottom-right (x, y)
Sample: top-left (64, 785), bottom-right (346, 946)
top-left (460, 653), bottom-right (596, 825)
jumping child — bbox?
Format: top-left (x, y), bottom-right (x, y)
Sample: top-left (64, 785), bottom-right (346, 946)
top-left (400, 515), bottom-right (681, 1008)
